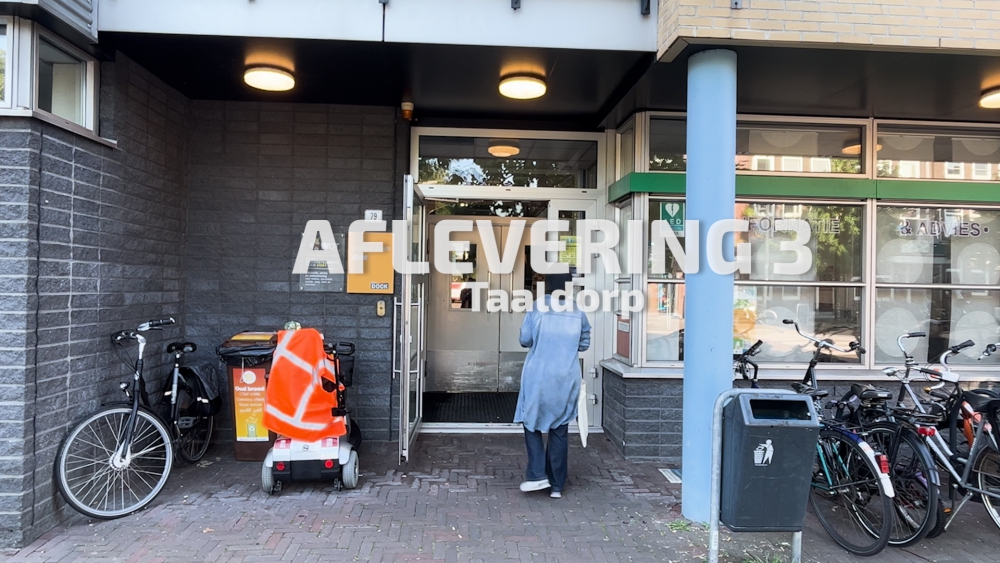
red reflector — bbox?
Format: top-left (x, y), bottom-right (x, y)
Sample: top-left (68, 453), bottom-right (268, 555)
top-left (275, 462), bottom-right (285, 471)
top-left (324, 459), bottom-right (334, 469)
top-left (917, 427), bottom-right (936, 437)
top-left (275, 439), bottom-right (290, 449)
top-left (876, 454), bottom-right (890, 474)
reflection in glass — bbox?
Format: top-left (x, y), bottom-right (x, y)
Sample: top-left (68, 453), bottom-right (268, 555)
top-left (620, 126), bottom-right (635, 176)
top-left (736, 202), bottom-right (865, 283)
top-left (877, 126), bottom-right (1000, 181)
top-left (649, 119), bottom-right (686, 171)
top-left (428, 199), bottom-right (547, 217)
top-left (875, 206), bottom-right (1000, 285)
top-left (876, 288), bottom-right (1000, 365)
top-left (737, 123), bottom-right (864, 174)
top-left (0, 24), bottom-right (7, 102)
top-left (450, 245), bottom-right (477, 309)
top-left (418, 136), bottom-right (598, 188)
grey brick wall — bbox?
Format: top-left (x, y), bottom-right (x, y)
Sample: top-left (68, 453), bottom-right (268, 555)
top-left (183, 101), bottom-right (407, 443)
top-left (0, 53), bottom-right (189, 548)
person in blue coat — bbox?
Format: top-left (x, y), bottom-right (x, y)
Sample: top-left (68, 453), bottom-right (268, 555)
top-left (515, 273), bottom-right (591, 499)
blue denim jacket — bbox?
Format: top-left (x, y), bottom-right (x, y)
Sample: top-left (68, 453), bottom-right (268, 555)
top-left (514, 295), bottom-right (592, 432)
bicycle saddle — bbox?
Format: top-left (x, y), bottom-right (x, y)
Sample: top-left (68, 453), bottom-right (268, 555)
top-left (963, 391), bottom-right (998, 414)
top-left (851, 383), bottom-right (892, 402)
top-left (167, 341), bottom-right (197, 354)
top-left (792, 382), bottom-right (829, 399)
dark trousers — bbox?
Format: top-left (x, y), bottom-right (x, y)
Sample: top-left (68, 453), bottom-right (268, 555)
top-left (524, 424), bottom-right (569, 492)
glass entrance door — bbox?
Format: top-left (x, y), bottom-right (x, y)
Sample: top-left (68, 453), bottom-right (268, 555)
top-left (397, 177), bottom-right (426, 463)
top-left (546, 199), bottom-right (601, 429)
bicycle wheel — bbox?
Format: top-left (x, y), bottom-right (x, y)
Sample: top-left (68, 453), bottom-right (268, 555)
top-left (173, 379), bottom-right (214, 463)
top-left (55, 406), bottom-right (173, 519)
top-left (864, 423), bottom-right (938, 547)
top-left (973, 445), bottom-right (1000, 530)
top-left (810, 428), bottom-right (893, 556)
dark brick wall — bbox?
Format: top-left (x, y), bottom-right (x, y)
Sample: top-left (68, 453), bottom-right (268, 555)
top-left (183, 101), bottom-right (407, 443)
top-left (0, 54), bottom-right (189, 547)
top-left (601, 373), bottom-right (682, 462)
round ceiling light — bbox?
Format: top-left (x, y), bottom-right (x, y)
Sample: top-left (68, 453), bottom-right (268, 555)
top-left (488, 140), bottom-right (520, 158)
top-left (499, 74), bottom-right (547, 100)
top-left (244, 66), bottom-right (295, 92)
top-left (981, 87), bottom-right (1000, 109)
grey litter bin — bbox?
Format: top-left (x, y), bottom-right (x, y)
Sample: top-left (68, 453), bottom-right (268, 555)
top-left (720, 393), bottom-right (820, 532)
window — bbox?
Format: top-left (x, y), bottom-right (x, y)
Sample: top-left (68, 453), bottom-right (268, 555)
top-left (781, 156), bottom-right (804, 172)
top-left (737, 122), bottom-right (864, 174)
top-left (751, 155), bottom-right (774, 171)
top-left (36, 36), bottom-right (87, 127)
top-left (877, 126), bottom-right (1000, 181)
top-left (619, 122), bottom-right (636, 177)
top-left (0, 21), bottom-right (9, 107)
top-left (944, 162), bottom-right (964, 179)
top-left (648, 118), bottom-right (686, 171)
top-left (418, 136), bottom-right (599, 189)
top-left (973, 162), bottom-right (992, 180)
top-left (810, 158), bottom-right (831, 173)
top-left (875, 205), bottom-right (1000, 365)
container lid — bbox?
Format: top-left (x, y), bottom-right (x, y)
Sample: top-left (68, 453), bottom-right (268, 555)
top-left (229, 331), bottom-right (277, 341)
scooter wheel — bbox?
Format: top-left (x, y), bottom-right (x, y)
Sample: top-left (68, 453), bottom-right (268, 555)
top-left (261, 461), bottom-right (275, 495)
top-left (342, 450), bottom-right (359, 489)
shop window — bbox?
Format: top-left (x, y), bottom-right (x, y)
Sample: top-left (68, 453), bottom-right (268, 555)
top-left (649, 118), bottom-right (686, 172)
top-left (737, 122), bottom-right (864, 174)
top-left (644, 198), bottom-right (865, 364)
top-left (449, 245), bottom-right (477, 309)
top-left (417, 136), bottom-right (598, 189)
top-left (875, 205), bottom-right (1000, 365)
top-left (876, 126), bottom-right (1000, 181)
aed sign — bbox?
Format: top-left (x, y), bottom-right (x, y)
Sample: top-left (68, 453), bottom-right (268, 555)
top-left (346, 232), bottom-right (394, 294)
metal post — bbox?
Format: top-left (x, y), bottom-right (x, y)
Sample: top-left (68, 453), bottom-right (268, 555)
top-left (683, 48), bottom-right (738, 522)
top-left (709, 388), bottom-right (799, 563)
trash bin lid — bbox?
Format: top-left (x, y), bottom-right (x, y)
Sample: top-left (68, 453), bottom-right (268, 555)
top-left (228, 331), bottom-right (277, 342)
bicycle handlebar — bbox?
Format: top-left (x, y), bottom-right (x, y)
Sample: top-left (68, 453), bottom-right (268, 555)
top-left (782, 319), bottom-right (863, 354)
top-left (981, 342), bottom-right (999, 360)
top-left (138, 318), bottom-right (175, 331)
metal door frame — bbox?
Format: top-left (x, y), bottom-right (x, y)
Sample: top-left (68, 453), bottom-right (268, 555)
top-left (396, 175), bottom-right (427, 462)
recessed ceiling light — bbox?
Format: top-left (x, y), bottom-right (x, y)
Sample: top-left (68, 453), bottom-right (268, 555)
top-left (244, 66), bottom-right (295, 92)
top-left (488, 140), bottom-right (520, 158)
top-left (499, 75), bottom-right (546, 100)
top-left (981, 87), bottom-right (1000, 108)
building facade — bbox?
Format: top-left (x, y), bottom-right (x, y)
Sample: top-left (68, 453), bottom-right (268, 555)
top-left (3, 0), bottom-right (1000, 546)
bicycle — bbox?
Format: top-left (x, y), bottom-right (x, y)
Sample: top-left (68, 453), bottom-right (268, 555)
top-left (733, 339), bottom-right (763, 388)
top-left (879, 334), bottom-right (1000, 532)
top-left (782, 319), bottom-right (896, 556)
top-left (159, 340), bottom-right (215, 463)
top-left (54, 318), bottom-right (180, 519)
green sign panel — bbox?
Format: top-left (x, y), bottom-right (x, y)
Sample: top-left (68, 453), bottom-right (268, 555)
top-left (660, 202), bottom-right (685, 233)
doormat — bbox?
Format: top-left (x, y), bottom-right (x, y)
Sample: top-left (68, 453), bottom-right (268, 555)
top-left (658, 468), bottom-right (682, 484)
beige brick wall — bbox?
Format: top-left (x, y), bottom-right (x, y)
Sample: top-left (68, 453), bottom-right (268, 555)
top-left (658, 0), bottom-right (1000, 60)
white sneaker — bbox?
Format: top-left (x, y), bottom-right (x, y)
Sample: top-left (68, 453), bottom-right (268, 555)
top-left (550, 491), bottom-right (562, 499)
top-left (519, 479), bottom-right (550, 492)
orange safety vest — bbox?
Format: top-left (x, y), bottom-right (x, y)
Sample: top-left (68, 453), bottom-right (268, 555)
top-left (263, 328), bottom-right (346, 441)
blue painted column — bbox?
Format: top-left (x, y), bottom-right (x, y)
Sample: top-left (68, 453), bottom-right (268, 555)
top-left (681, 49), bottom-right (737, 523)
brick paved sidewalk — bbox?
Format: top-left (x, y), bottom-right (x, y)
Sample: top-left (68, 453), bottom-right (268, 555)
top-left (5, 434), bottom-right (1000, 562)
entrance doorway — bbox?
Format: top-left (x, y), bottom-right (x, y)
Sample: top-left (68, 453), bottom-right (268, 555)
top-left (425, 215), bottom-right (541, 423)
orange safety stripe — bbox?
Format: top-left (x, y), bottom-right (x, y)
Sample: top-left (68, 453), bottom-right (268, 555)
top-left (263, 328), bottom-right (347, 441)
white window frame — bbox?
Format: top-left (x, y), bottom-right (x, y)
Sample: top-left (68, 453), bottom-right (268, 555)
top-left (810, 157), bottom-right (831, 173)
top-left (898, 160), bottom-right (921, 179)
top-left (752, 155), bottom-right (775, 172)
top-left (973, 162), bottom-right (992, 181)
top-left (781, 156), bottom-right (804, 172)
top-left (943, 161), bottom-right (964, 180)
top-left (33, 25), bottom-right (97, 132)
